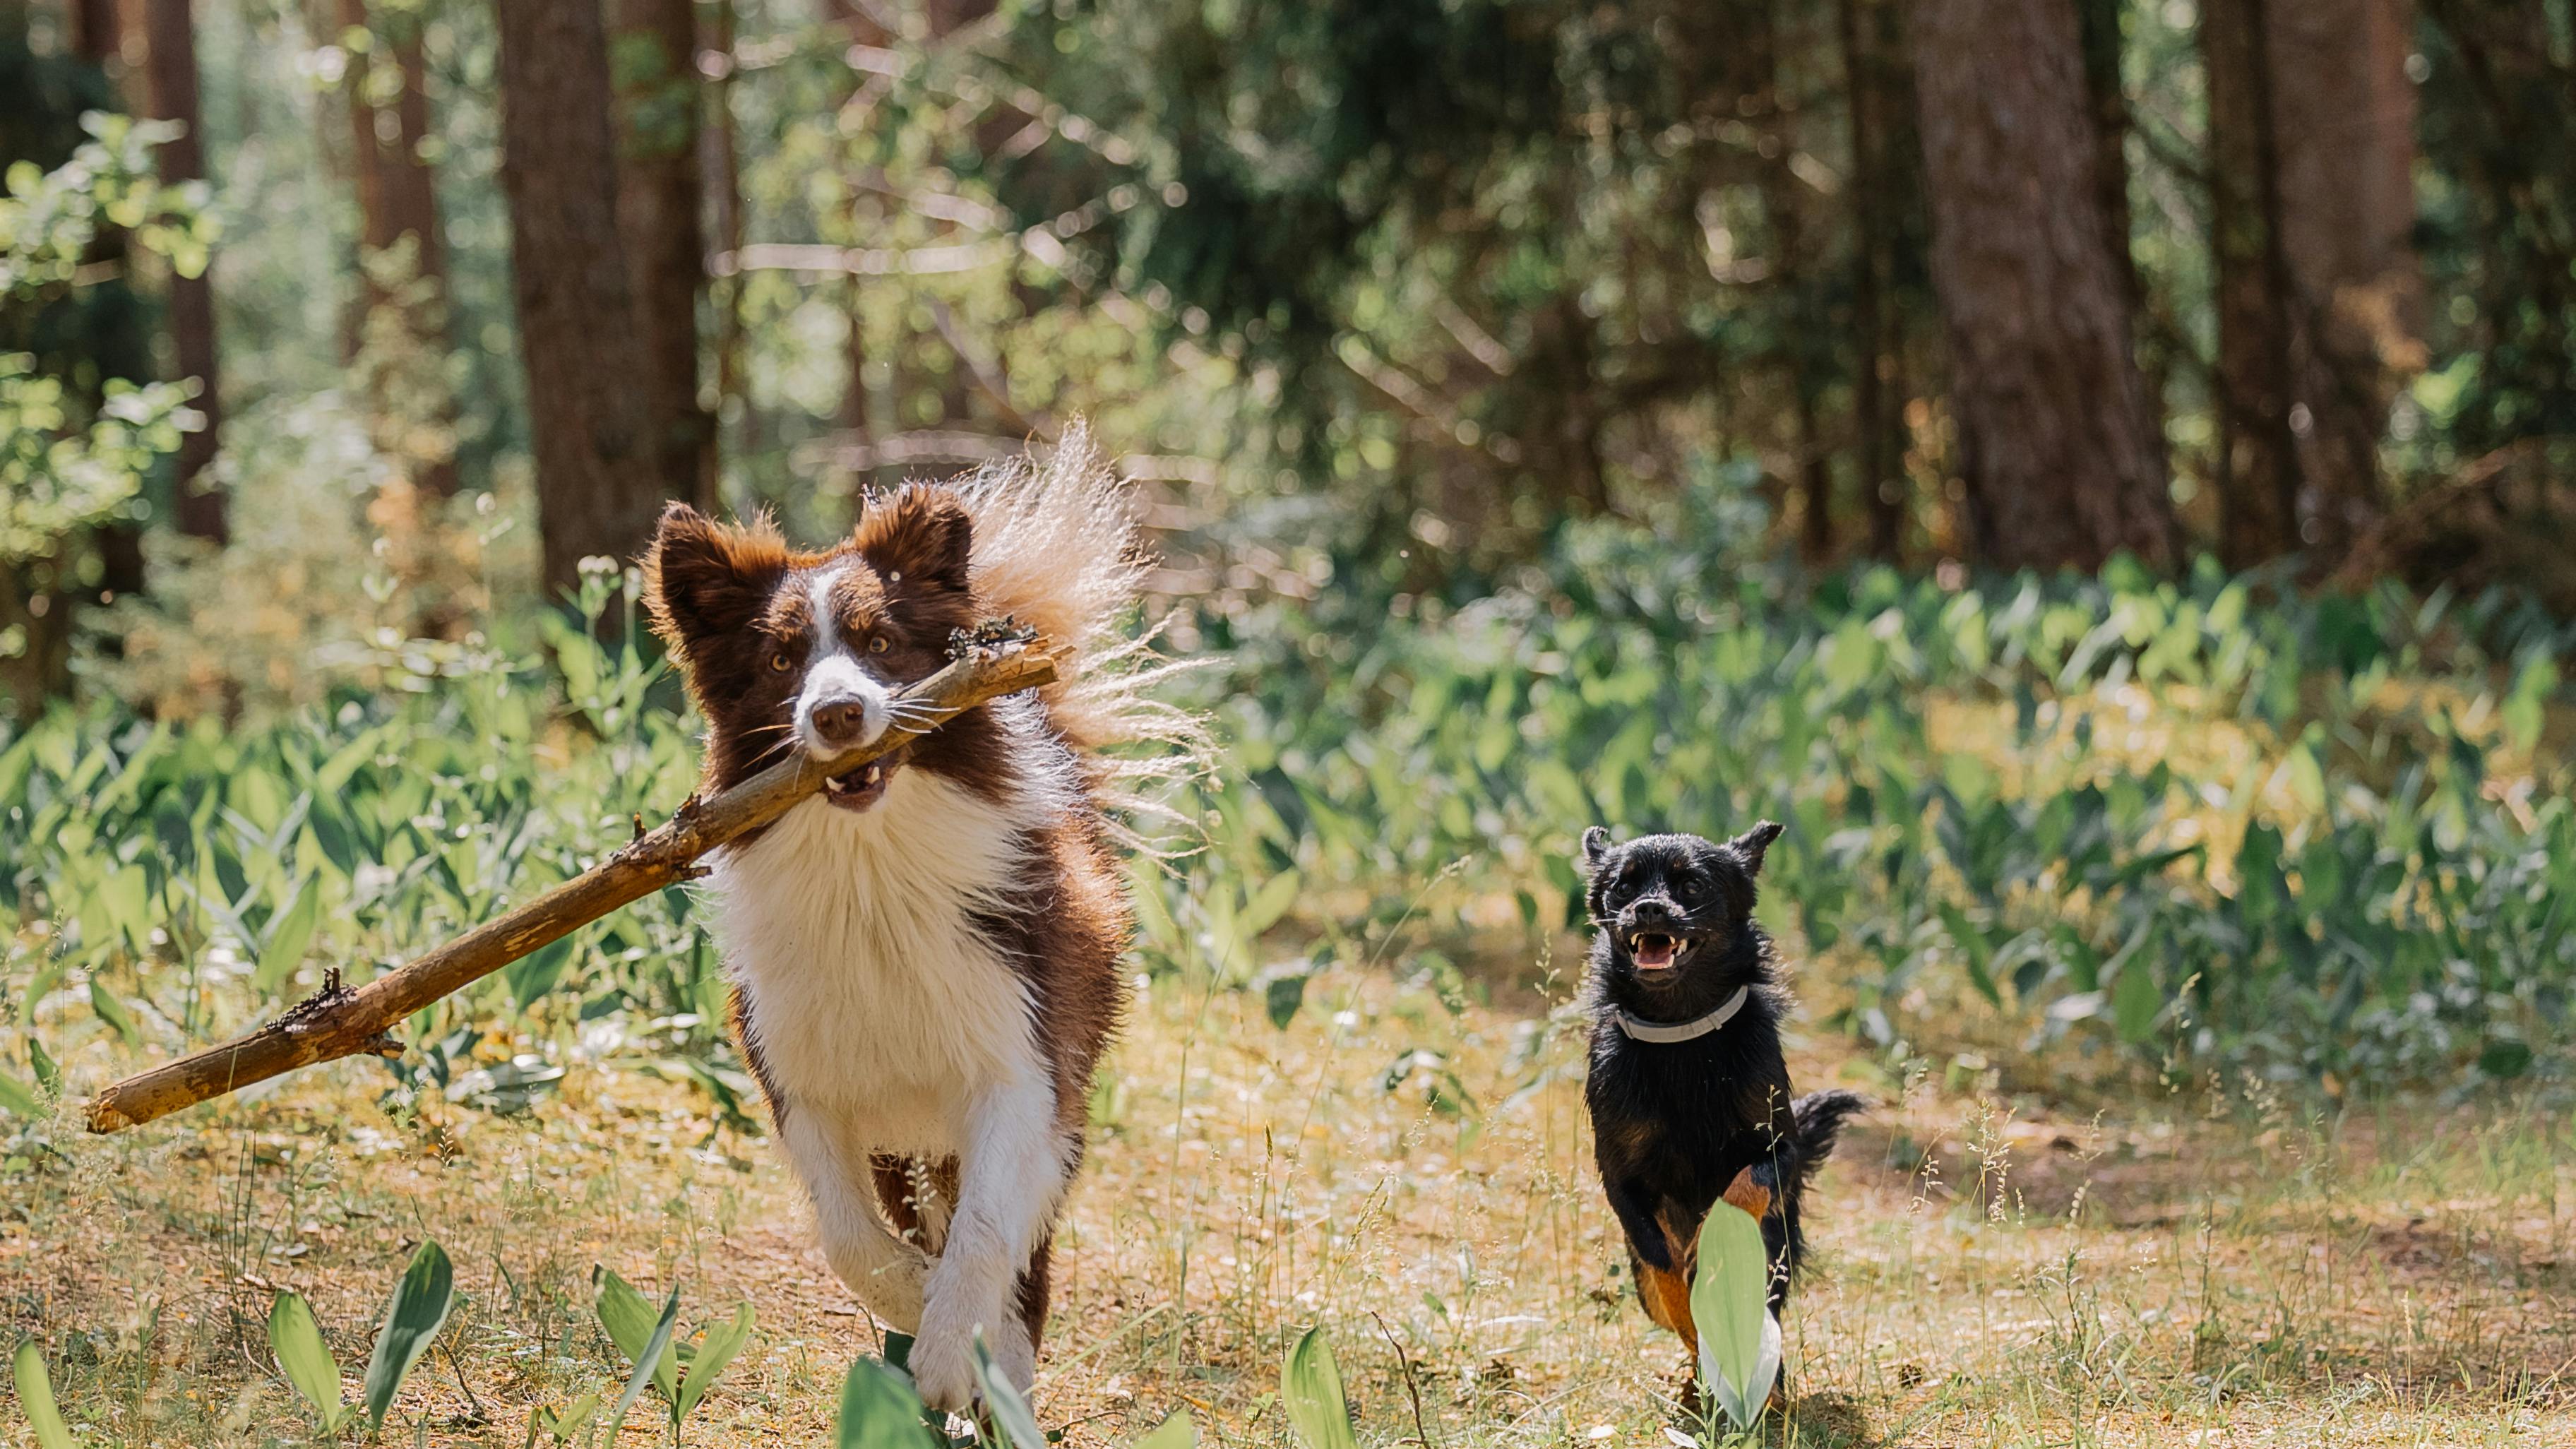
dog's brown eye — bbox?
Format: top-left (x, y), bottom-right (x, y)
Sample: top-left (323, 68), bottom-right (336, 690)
top-left (768, 651), bottom-right (792, 672)
top-left (868, 636), bottom-right (889, 655)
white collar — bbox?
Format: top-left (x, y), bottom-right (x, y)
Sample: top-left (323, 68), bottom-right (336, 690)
top-left (1612, 984), bottom-right (1751, 1044)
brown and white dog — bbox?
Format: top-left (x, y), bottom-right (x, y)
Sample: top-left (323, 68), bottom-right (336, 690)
top-left (643, 430), bottom-right (1191, 1410)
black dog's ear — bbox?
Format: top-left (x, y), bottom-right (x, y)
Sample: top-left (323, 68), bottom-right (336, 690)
top-left (1581, 826), bottom-right (1612, 871)
top-left (1728, 820), bottom-right (1785, 874)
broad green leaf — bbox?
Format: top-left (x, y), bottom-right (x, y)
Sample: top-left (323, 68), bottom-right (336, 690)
top-left (13, 1341), bottom-right (73, 1449)
top-left (972, 1337), bottom-right (1046, 1449)
top-left (97, 864), bottom-right (148, 951)
top-left (1240, 870), bottom-right (1302, 938)
top-left (2111, 961), bottom-right (2161, 1045)
top-left (1132, 1410), bottom-right (1196, 1449)
top-left (675, 1302), bottom-right (756, 1421)
top-left (535, 1392), bottom-right (600, 1441)
top-left (1690, 1195), bottom-right (1779, 1430)
top-left (0, 1071), bottom-right (38, 1119)
top-left (27, 1035), bottom-right (59, 1097)
top-left (593, 1268), bottom-right (679, 1402)
top-left (503, 935), bottom-right (576, 1010)
top-left (1280, 1326), bottom-right (1359, 1449)
top-left (87, 979), bottom-right (138, 1046)
top-left (1936, 903), bottom-right (2000, 1006)
top-left (835, 1355), bottom-right (934, 1449)
top-left (362, 1239), bottom-right (455, 1430)
top-left (268, 1292), bottom-right (347, 1431)
top-left (602, 1284), bottom-right (679, 1444)
top-left (254, 877), bottom-right (323, 996)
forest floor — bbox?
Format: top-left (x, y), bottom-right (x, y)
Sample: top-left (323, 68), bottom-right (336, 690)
top-left (6, 963), bottom-right (2573, 1448)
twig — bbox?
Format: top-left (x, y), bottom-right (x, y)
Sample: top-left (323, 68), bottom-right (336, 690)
top-left (1371, 1309), bottom-right (1435, 1449)
top-left (85, 639), bottom-right (1059, 1134)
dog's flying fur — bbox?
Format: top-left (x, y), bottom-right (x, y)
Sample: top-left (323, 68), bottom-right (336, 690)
top-left (1580, 822), bottom-right (1864, 1359)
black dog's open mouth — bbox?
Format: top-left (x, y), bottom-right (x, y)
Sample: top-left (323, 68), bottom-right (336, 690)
top-left (820, 749), bottom-right (904, 813)
top-left (1629, 932), bottom-right (1686, 972)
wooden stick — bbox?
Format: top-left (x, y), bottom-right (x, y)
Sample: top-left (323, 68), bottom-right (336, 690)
top-left (85, 640), bottom-right (1059, 1135)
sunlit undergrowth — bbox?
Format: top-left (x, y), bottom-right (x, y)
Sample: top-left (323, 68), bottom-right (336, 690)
top-left (5, 509), bottom-right (2575, 1128)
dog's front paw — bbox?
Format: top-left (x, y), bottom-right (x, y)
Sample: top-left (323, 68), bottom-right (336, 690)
top-left (905, 1316), bottom-right (982, 1413)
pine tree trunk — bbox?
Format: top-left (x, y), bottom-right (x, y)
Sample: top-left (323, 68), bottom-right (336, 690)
top-left (612, 0), bottom-right (717, 510)
top-left (339, 0), bottom-right (456, 494)
top-left (1839, 0), bottom-right (1906, 559)
top-left (141, 0), bottom-right (225, 543)
top-left (2202, 0), bottom-right (2305, 565)
top-left (2265, 0), bottom-right (2421, 559)
top-left (1912, 0), bottom-right (2173, 570)
top-left (707, 0), bottom-right (751, 500)
top-left (496, 0), bottom-right (658, 592)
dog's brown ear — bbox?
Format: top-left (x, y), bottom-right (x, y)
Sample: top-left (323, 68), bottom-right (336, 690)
top-left (1582, 826), bottom-right (1612, 871)
top-left (645, 503), bottom-right (788, 650)
top-left (857, 485), bottom-right (973, 595)
top-left (1728, 820), bottom-right (1784, 874)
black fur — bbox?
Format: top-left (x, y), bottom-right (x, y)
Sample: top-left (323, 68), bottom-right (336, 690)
top-left (1580, 823), bottom-right (1866, 1316)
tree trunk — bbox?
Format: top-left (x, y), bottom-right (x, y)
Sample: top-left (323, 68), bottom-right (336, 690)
top-left (2265, 0), bottom-right (2422, 559)
top-left (1839, 0), bottom-right (1906, 559)
top-left (707, 0), bottom-right (752, 498)
top-left (2202, 0), bottom-right (2304, 565)
top-left (612, 0), bottom-right (717, 510)
top-left (496, 0), bottom-right (659, 592)
top-left (339, 0), bottom-right (457, 494)
top-left (140, 0), bottom-right (225, 543)
top-left (1911, 0), bottom-right (2174, 571)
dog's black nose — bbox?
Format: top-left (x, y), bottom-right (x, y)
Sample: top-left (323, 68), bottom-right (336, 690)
top-left (811, 697), bottom-right (871, 749)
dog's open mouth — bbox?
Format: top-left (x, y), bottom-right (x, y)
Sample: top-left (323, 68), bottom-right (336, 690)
top-left (1629, 932), bottom-right (1684, 971)
top-left (821, 755), bottom-right (899, 813)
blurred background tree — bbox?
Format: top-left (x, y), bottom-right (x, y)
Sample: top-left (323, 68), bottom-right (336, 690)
top-left (0, 0), bottom-right (2571, 695)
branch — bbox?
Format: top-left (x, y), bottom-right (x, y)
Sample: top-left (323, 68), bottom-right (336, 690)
top-left (85, 638), bottom-right (1060, 1135)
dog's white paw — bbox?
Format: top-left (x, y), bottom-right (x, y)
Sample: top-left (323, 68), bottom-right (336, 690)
top-left (906, 1316), bottom-right (982, 1412)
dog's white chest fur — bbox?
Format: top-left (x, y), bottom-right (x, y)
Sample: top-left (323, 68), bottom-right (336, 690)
top-left (708, 770), bottom-right (1041, 1157)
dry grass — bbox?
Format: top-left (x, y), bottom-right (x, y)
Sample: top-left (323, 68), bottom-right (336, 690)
top-left (5, 960), bottom-right (2573, 1448)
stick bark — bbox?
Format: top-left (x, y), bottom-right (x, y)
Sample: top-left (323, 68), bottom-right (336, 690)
top-left (86, 643), bottom-right (1059, 1134)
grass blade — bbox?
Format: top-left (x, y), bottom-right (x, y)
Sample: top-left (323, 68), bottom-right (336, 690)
top-left (363, 1239), bottom-right (456, 1430)
top-left (602, 1284), bottom-right (679, 1444)
top-left (835, 1354), bottom-right (935, 1449)
top-left (674, 1301), bottom-right (756, 1421)
top-left (12, 1342), bottom-right (73, 1449)
top-left (267, 1291), bottom-right (346, 1432)
top-left (593, 1268), bottom-right (679, 1402)
top-left (971, 1336), bottom-right (1045, 1449)
top-left (1281, 1326), bottom-right (1359, 1449)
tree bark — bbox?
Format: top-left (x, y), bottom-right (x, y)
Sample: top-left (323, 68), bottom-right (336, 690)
top-left (612, 0), bottom-right (717, 510)
top-left (139, 0), bottom-right (225, 543)
top-left (2265, 0), bottom-right (2422, 559)
top-left (1839, 0), bottom-right (1900, 559)
top-left (1911, 0), bottom-right (2174, 571)
top-left (496, 0), bottom-right (660, 594)
top-left (86, 643), bottom-right (1059, 1134)
top-left (2202, 0), bottom-right (2305, 565)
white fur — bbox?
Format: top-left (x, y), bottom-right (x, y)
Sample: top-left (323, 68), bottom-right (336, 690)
top-left (708, 700), bottom-right (1075, 1407)
top-left (791, 566), bottom-right (895, 755)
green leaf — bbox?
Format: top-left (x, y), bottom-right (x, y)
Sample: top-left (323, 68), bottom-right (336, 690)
top-left (97, 864), bottom-right (148, 952)
top-left (362, 1239), bottom-right (455, 1430)
top-left (674, 1302), bottom-right (756, 1422)
top-left (972, 1337), bottom-right (1046, 1449)
top-left (0, 1071), bottom-right (38, 1119)
top-left (1240, 870), bottom-right (1302, 938)
top-left (87, 979), bottom-right (138, 1046)
top-left (254, 877), bottom-right (323, 996)
top-left (535, 1393), bottom-right (600, 1442)
top-left (835, 1355), bottom-right (934, 1449)
top-left (268, 1292), bottom-right (347, 1432)
top-left (594, 1269), bottom-right (680, 1404)
top-left (1936, 902), bottom-right (2000, 1007)
top-left (27, 1035), bottom-right (59, 1097)
top-left (1690, 1198), bottom-right (1780, 1431)
top-left (2111, 960), bottom-right (2161, 1045)
top-left (602, 1284), bottom-right (680, 1444)
top-left (1132, 1411), bottom-right (1196, 1449)
top-left (1280, 1326), bottom-right (1359, 1449)
top-left (13, 1341), bottom-right (73, 1449)
top-left (503, 935), bottom-right (576, 1010)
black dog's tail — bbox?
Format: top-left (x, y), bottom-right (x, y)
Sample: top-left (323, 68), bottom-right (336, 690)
top-left (1789, 1089), bottom-right (1868, 1193)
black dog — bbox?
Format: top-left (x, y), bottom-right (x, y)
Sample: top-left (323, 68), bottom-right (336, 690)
top-left (1580, 822), bottom-right (1864, 1359)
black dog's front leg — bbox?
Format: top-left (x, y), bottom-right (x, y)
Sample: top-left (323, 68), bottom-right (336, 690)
top-left (1604, 1174), bottom-right (1676, 1270)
